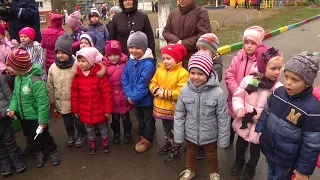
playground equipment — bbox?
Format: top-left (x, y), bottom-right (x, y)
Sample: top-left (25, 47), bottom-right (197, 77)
top-left (249, 10), bottom-right (261, 20)
top-left (229, 0), bottom-right (276, 8)
top-left (222, 17), bottom-right (235, 26)
top-left (235, 12), bottom-right (249, 23)
top-left (210, 20), bottom-right (220, 31)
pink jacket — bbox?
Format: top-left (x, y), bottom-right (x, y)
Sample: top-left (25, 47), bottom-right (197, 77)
top-left (232, 75), bottom-right (283, 144)
top-left (225, 49), bottom-right (257, 118)
top-left (312, 86), bottom-right (320, 168)
top-left (0, 37), bottom-right (17, 64)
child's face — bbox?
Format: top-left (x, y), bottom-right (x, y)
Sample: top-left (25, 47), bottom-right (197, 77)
top-left (90, 16), bottom-right (99, 24)
top-left (5, 62), bottom-right (25, 76)
top-left (284, 71), bottom-right (308, 96)
top-left (19, 34), bottom-right (32, 45)
top-left (108, 54), bottom-right (121, 64)
top-left (197, 45), bottom-right (213, 56)
top-left (264, 57), bottom-right (282, 81)
top-left (244, 40), bottom-right (257, 55)
top-left (77, 56), bottom-right (90, 71)
top-left (128, 46), bottom-right (144, 59)
top-left (0, 34), bottom-right (4, 40)
top-left (162, 54), bottom-right (177, 70)
top-left (56, 50), bottom-right (70, 62)
top-left (189, 68), bottom-right (208, 87)
top-left (80, 39), bottom-right (91, 49)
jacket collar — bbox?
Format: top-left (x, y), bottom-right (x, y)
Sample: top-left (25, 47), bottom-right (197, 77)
top-left (179, 0), bottom-right (197, 14)
top-left (158, 62), bottom-right (183, 71)
top-left (130, 48), bottom-right (154, 60)
top-left (285, 87), bottom-right (313, 100)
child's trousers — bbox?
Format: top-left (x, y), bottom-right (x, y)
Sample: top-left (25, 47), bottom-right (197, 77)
top-left (111, 112), bottom-right (132, 135)
top-left (186, 140), bottom-right (218, 173)
top-left (136, 106), bottom-right (155, 142)
top-left (86, 122), bottom-right (108, 141)
top-left (62, 113), bottom-right (86, 136)
top-left (162, 119), bottom-right (173, 139)
top-left (267, 160), bottom-right (293, 180)
top-left (236, 136), bottom-right (260, 168)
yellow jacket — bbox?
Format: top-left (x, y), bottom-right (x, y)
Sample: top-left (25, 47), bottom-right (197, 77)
top-left (149, 62), bottom-right (189, 120)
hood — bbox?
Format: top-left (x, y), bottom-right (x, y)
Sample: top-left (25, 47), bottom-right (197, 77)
top-left (76, 63), bottom-right (101, 76)
top-left (119, 0), bottom-right (138, 14)
top-left (105, 53), bottom-right (128, 66)
top-left (179, 0), bottom-right (197, 14)
top-left (26, 63), bottom-right (43, 76)
top-left (130, 48), bottom-right (154, 60)
top-left (187, 70), bottom-right (219, 92)
top-left (285, 86), bottom-right (313, 100)
top-left (49, 14), bottom-right (64, 29)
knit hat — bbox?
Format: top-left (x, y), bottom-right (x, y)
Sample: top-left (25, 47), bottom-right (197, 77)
top-left (6, 48), bottom-right (31, 71)
top-left (0, 24), bottom-right (5, 36)
top-left (80, 33), bottom-right (97, 47)
top-left (105, 40), bottom-right (122, 57)
top-left (161, 44), bottom-right (187, 63)
top-left (255, 44), bottom-right (280, 74)
top-left (76, 47), bottom-right (102, 67)
top-left (89, 9), bottom-right (100, 18)
top-left (196, 33), bottom-right (220, 54)
top-left (19, 27), bottom-right (36, 40)
top-left (284, 51), bottom-right (320, 86)
top-left (55, 34), bottom-right (73, 56)
top-left (67, 11), bottom-right (82, 29)
top-left (188, 52), bottom-right (213, 76)
top-left (110, 6), bottom-right (122, 14)
top-left (127, 31), bottom-right (148, 52)
top-left (243, 26), bottom-right (265, 45)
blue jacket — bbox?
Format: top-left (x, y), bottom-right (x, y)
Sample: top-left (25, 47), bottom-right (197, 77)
top-left (86, 21), bottom-right (109, 55)
top-left (256, 86), bottom-right (320, 175)
top-left (121, 48), bottom-right (155, 107)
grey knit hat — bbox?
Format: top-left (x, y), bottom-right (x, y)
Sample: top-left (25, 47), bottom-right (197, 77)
top-left (196, 33), bottom-right (220, 54)
top-left (284, 51), bottom-right (320, 86)
top-left (127, 31), bottom-right (148, 52)
top-left (55, 34), bottom-right (73, 56)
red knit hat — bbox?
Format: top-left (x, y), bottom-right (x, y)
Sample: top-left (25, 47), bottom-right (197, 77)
top-left (255, 44), bottom-right (280, 74)
top-left (161, 44), bottom-right (187, 63)
top-left (105, 40), bottom-right (122, 57)
top-left (6, 48), bottom-right (31, 71)
top-left (19, 27), bottom-right (36, 40)
top-left (188, 52), bottom-right (213, 76)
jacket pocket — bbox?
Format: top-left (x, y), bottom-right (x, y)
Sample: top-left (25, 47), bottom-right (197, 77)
top-left (202, 100), bottom-right (216, 118)
top-left (182, 97), bottom-right (196, 118)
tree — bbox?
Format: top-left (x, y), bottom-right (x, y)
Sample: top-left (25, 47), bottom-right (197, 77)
top-left (51, 0), bottom-right (77, 14)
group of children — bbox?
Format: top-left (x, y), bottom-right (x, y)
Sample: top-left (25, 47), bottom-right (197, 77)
top-left (0, 10), bottom-right (319, 180)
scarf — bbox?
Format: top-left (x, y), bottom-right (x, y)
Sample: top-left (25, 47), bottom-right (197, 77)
top-left (245, 74), bottom-right (277, 94)
top-left (55, 55), bottom-right (75, 69)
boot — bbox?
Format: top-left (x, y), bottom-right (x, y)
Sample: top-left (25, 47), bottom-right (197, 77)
top-left (158, 138), bottom-right (172, 155)
top-left (196, 146), bottom-right (206, 160)
top-left (164, 144), bottom-right (181, 162)
top-left (88, 141), bottom-right (96, 155)
top-left (10, 156), bottom-right (26, 173)
top-left (231, 161), bottom-right (244, 176)
top-left (239, 165), bottom-right (255, 180)
top-left (102, 139), bottom-right (111, 153)
top-left (35, 151), bottom-right (45, 168)
top-left (124, 133), bottom-right (132, 144)
top-left (50, 150), bottom-right (60, 166)
top-left (67, 135), bottom-right (75, 147)
top-left (0, 157), bottom-right (13, 177)
top-left (135, 137), bottom-right (151, 153)
top-left (113, 134), bottom-right (120, 144)
top-left (74, 134), bottom-right (85, 148)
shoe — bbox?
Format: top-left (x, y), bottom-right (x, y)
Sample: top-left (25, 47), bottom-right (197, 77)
top-left (36, 151), bottom-right (45, 168)
top-left (50, 150), bottom-right (60, 166)
top-left (89, 141), bottom-right (97, 155)
top-left (113, 134), bottom-right (120, 144)
top-left (124, 133), bottom-right (132, 143)
top-left (67, 135), bottom-right (75, 147)
top-left (74, 135), bottom-right (85, 148)
top-left (164, 145), bottom-right (181, 162)
top-left (11, 158), bottom-right (26, 173)
top-left (210, 173), bottom-right (220, 180)
top-left (1, 161), bottom-right (13, 177)
top-left (135, 138), bottom-right (151, 153)
top-left (238, 166), bottom-right (255, 180)
top-left (102, 139), bottom-right (111, 153)
top-left (180, 169), bottom-right (195, 180)
top-left (232, 161), bottom-right (245, 176)
top-left (196, 147), bottom-right (206, 160)
top-left (158, 138), bottom-right (172, 155)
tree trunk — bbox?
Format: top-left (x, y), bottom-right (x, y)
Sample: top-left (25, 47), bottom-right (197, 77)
top-left (158, 0), bottom-right (171, 49)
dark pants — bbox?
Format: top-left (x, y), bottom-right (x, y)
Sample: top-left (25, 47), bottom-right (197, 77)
top-left (136, 106), bottom-right (155, 142)
top-left (230, 117), bottom-right (235, 143)
top-left (20, 120), bottom-right (57, 153)
top-left (162, 119), bottom-right (173, 139)
top-left (267, 161), bottom-right (293, 180)
top-left (111, 112), bottom-right (132, 135)
top-left (236, 136), bottom-right (260, 168)
top-left (62, 113), bottom-right (85, 136)
top-left (257, 3), bottom-right (260, 10)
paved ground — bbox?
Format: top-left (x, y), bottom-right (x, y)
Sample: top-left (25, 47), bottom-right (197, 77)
top-left (8, 20), bottom-right (320, 180)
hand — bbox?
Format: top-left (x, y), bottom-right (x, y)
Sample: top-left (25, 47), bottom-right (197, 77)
top-left (74, 113), bottom-right (79, 118)
top-left (39, 124), bottom-right (47, 129)
top-left (127, 97), bottom-right (134, 105)
top-left (293, 170), bottom-right (309, 180)
top-left (105, 113), bottom-right (110, 118)
top-left (177, 40), bottom-right (182, 44)
top-left (236, 108), bottom-right (246, 118)
top-left (252, 114), bottom-right (260, 122)
top-left (155, 88), bottom-right (164, 98)
top-left (258, 132), bottom-right (262, 137)
top-left (7, 110), bottom-right (14, 118)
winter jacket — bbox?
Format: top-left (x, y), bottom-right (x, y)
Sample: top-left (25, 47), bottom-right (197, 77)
top-left (9, 64), bottom-right (50, 124)
top-left (232, 75), bottom-right (283, 144)
top-left (0, 75), bottom-right (11, 120)
top-left (20, 41), bottom-right (45, 73)
top-left (0, 0), bottom-right (42, 43)
top-left (105, 53), bottom-right (133, 114)
top-left (86, 21), bottom-right (109, 55)
top-left (121, 48), bottom-right (156, 107)
top-left (149, 62), bottom-right (189, 120)
top-left (70, 26), bottom-right (86, 54)
top-left (0, 37), bottom-right (16, 64)
top-left (162, 0), bottom-right (211, 68)
top-left (225, 49), bottom-right (256, 118)
top-left (71, 64), bottom-right (113, 125)
top-left (109, 0), bottom-right (155, 58)
top-left (256, 86), bottom-right (320, 175)
top-left (174, 71), bottom-right (230, 147)
top-left (47, 62), bottom-right (77, 115)
top-left (41, 15), bottom-right (65, 73)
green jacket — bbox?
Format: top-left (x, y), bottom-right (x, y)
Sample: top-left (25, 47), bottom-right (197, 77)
top-left (9, 64), bottom-right (49, 124)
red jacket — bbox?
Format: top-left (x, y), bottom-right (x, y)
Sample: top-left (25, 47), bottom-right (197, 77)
top-left (71, 64), bottom-right (113, 124)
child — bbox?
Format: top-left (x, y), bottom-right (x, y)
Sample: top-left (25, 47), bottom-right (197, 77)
top-left (174, 52), bottom-right (230, 180)
top-left (41, 13), bottom-right (65, 73)
top-left (79, 33), bottom-right (97, 49)
top-left (0, 74), bottom-right (26, 176)
top-left (225, 26), bottom-right (265, 149)
top-left (149, 44), bottom-right (188, 161)
top-left (104, 40), bottom-right (133, 144)
top-left (86, 9), bottom-right (109, 55)
top-left (232, 45), bottom-right (283, 180)
top-left (47, 34), bottom-right (86, 147)
top-left (67, 11), bottom-right (86, 54)
top-left (0, 24), bottom-right (18, 65)
top-left (121, 31), bottom-right (156, 153)
top-left (6, 48), bottom-right (60, 168)
top-left (256, 51), bottom-right (320, 180)
top-left (71, 47), bottom-right (113, 154)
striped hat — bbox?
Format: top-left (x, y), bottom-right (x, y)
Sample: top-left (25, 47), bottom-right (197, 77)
top-left (188, 52), bottom-right (213, 76)
top-left (6, 48), bottom-right (31, 71)
top-left (196, 33), bottom-right (220, 54)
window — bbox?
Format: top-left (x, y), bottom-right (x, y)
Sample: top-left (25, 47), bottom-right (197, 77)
top-left (39, 15), bottom-right (46, 23)
top-left (37, 1), bottom-right (43, 8)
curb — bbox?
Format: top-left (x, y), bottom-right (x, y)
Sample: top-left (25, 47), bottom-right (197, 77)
top-left (217, 14), bottom-right (320, 55)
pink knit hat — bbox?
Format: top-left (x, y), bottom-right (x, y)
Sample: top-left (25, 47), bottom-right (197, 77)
top-left (76, 47), bottom-right (102, 67)
top-left (243, 26), bottom-right (265, 45)
top-left (19, 27), bottom-right (36, 40)
top-left (67, 11), bottom-right (82, 29)
top-left (188, 52), bottom-right (213, 76)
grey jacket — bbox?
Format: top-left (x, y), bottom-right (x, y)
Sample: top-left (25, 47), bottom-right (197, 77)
top-left (0, 75), bottom-right (12, 120)
top-left (174, 71), bottom-right (230, 147)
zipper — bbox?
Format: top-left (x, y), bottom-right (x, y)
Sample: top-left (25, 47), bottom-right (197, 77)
top-left (19, 78), bottom-right (26, 120)
top-left (197, 91), bottom-right (201, 145)
top-left (243, 56), bottom-right (249, 77)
